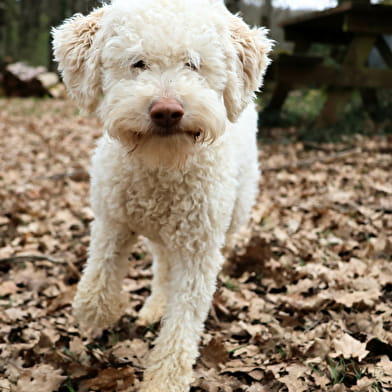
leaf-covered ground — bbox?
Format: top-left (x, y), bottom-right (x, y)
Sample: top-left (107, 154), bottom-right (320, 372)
top-left (0, 98), bottom-right (391, 392)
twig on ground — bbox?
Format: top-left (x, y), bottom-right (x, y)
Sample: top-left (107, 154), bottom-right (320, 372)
top-left (37, 170), bottom-right (89, 182)
top-left (303, 141), bottom-right (392, 155)
top-left (0, 254), bottom-right (83, 278)
top-left (264, 148), bottom-right (361, 172)
top-left (303, 141), bottom-right (354, 152)
top-left (0, 254), bottom-right (66, 264)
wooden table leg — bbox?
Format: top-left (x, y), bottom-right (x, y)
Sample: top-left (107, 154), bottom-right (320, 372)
top-left (261, 41), bottom-right (311, 124)
top-left (360, 36), bottom-right (392, 121)
top-left (316, 34), bottom-right (377, 127)
top-left (263, 81), bottom-right (291, 111)
top-left (375, 36), bottom-right (392, 68)
top-left (316, 87), bottom-right (353, 128)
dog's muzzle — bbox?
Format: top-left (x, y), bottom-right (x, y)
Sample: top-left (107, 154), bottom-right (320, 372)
top-left (149, 97), bottom-right (202, 140)
top-left (150, 98), bottom-right (184, 129)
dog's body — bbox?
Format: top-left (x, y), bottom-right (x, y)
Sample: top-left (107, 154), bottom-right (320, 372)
top-left (53, 0), bottom-right (272, 390)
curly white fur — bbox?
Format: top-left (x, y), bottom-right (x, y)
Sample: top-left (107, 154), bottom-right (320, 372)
top-left (52, 0), bottom-right (272, 390)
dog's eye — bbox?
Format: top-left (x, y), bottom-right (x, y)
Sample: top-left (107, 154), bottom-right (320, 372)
top-left (132, 60), bottom-right (147, 70)
top-left (185, 61), bottom-right (198, 71)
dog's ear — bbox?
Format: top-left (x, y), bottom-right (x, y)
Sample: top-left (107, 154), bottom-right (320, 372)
top-left (52, 8), bottom-right (105, 113)
top-left (224, 15), bottom-right (273, 122)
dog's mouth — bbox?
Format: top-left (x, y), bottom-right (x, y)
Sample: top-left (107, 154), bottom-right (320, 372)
top-left (152, 126), bottom-right (202, 141)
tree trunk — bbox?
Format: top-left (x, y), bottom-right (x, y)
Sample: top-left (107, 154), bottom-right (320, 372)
top-left (262, 0), bottom-right (272, 29)
top-left (2, 0), bottom-right (102, 70)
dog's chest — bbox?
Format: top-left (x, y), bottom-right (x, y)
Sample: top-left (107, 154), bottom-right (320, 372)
top-left (92, 136), bottom-right (237, 247)
top-left (123, 167), bottom-right (211, 242)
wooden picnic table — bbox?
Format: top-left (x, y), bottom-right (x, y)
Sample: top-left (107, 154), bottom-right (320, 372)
top-left (264, 1), bottom-right (392, 127)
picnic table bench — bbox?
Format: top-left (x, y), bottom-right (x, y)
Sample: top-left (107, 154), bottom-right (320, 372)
top-left (263, 1), bottom-right (392, 126)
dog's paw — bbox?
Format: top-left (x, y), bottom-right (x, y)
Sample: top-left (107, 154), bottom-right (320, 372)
top-left (139, 379), bottom-right (189, 392)
top-left (137, 296), bottom-right (166, 326)
top-left (73, 289), bottom-right (127, 329)
top-left (140, 350), bottom-right (194, 392)
top-left (139, 371), bottom-right (192, 392)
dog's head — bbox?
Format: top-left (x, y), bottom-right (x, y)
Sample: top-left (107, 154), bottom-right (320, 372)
top-left (52, 0), bottom-right (273, 167)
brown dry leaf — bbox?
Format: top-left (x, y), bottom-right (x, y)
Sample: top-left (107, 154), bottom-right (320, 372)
top-left (368, 355), bottom-right (392, 387)
top-left (369, 182), bottom-right (392, 194)
top-left (79, 367), bottom-right (135, 392)
top-left (245, 384), bottom-right (270, 392)
top-left (248, 297), bottom-right (272, 322)
top-left (352, 377), bottom-right (376, 392)
top-left (331, 385), bottom-right (346, 392)
top-left (192, 368), bottom-right (242, 392)
top-left (330, 288), bottom-right (380, 307)
top-left (4, 307), bottom-right (29, 321)
top-left (331, 333), bottom-right (369, 361)
top-left (110, 339), bottom-right (149, 366)
top-left (46, 285), bottom-right (77, 313)
top-left (223, 359), bottom-right (265, 382)
top-left (69, 336), bottom-right (87, 357)
top-left (16, 364), bottom-right (66, 392)
top-left (277, 363), bottom-right (309, 392)
top-left (200, 336), bottom-right (230, 369)
top-left (0, 378), bottom-right (12, 392)
top-left (0, 281), bottom-right (18, 296)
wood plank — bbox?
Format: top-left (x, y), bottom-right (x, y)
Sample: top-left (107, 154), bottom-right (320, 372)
top-left (276, 64), bottom-right (392, 89)
top-left (276, 53), bottom-right (324, 66)
top-left (280, 1), bottom-right (352, 28)
top-left (282, 3), bottom-right (392, 44)
top-left (376, 36), bottom-right (392, 68)
top-left (344, 12), bottom-right (392, 34)
top-left (341, 35), bottom-right (376, 67)
top-left (284, 29), bottom-right (353, 45)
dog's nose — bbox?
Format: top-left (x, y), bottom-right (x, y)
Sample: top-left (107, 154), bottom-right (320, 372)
top-left (150, 98), bottom-right (184, 127)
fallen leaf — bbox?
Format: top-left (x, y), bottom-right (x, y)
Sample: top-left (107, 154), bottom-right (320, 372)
top-left (332, 333), bottom-right (369, 361)
top-left (0, 281), bottom-right (18, 296)
top-left (79, 367), bottom-right (135, 392)
top-left (200, 336), bottom-right (230, 369)
top-left (16, 364), bottom-right (66, 392)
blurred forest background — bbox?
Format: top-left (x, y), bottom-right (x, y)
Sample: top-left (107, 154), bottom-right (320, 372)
top-left (1, 0), bottom-right (102, 69)
top-left (1, 0), bottom-right (392, 137)
top-left (0, 0), bottom-right (310, 69)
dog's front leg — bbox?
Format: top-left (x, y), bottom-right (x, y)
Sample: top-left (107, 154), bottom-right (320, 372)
top-left (138, 242), bottom-right (170, 325)
top-left (141, 248), bottom-right (224, 392)
top-left (73, 218), bottom-right (137, 329)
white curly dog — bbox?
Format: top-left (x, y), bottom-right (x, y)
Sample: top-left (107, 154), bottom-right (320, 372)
top-left (53, 0), bottom-right (272, 390)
